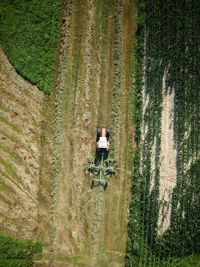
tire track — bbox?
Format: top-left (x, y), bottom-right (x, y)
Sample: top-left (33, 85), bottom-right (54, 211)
top-left (49, 0), bottom-right (95, 263)
top-left (89, 2), bottom-right (124, 266)
top-left (90, 187), bottom-right (104, 267)
top-left (49, 1), bottom-right (73, 265)
top-left (97, 1), bottom-right (136, 266)
top-left (110, 0), bottom-right (123, 157)
top-left (70, 0), bottom-right (95, 226)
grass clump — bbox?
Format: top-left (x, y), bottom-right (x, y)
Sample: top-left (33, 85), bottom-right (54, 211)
top-left (0, 0), bottom-right (60, 93)
top-left (0, 232), bottom-right (42, 267)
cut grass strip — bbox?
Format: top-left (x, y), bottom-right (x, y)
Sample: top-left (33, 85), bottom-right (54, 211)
top-left (0, 146), bottom-right (22, 163)
top-left (0, 157), bottom-right (21, 184)
top-left (0, 115), bottom-right (22, 134)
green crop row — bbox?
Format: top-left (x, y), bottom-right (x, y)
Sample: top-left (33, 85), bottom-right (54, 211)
top-left (0, 232), bottom-right (42, 267)
top-left (0, 0), bottom-right (61, 93)
top-left (125, 0), bottom-right (146, 265)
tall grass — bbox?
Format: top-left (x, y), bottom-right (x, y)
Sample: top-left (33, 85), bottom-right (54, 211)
top-left (0, 0), bottom-right (60, 93)
top-left (0, 232), bottom-right (42, 267)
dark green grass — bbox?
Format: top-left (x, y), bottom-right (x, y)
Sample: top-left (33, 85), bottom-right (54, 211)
top-left (0, 232), bottom-right (42, 267)
top-left (0, 0), bottom-right (60, 93)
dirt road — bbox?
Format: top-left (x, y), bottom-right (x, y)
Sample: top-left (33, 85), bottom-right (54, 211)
top-left (41, 1), bottom-right (137, 266)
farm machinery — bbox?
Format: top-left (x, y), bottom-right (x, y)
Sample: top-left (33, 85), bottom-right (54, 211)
top-left (87, 127), bottom-right (116, 190)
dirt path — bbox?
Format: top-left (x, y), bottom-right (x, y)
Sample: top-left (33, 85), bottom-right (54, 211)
top-left (43, 1), bottom-right (137, 266)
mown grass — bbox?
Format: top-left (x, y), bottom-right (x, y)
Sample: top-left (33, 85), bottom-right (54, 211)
top-left (0, 129), bottom-right (37, 161)
top-left (0, 180), bottom-right (7, 192)
top-left (0, 157), bottom-right (21, 184)
top-left (0, 116), bottom-right (22, 134)
top-left (0, 0), bottom-right (60, 93)
top-left (0, 146), bottom-right (22, 163)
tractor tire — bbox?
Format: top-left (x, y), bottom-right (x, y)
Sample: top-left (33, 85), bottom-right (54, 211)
top-left (106, 128), bottom-right (110, 139)
top-left (96, 128), bottom-right (101, 141)
top-left (96, 147), bottom-right (100, 153)
top-left (91, 180), bottom-right (94, 189)
top-left (104, 182), bottom-right (108, 191)
top-left (97, 128), bottom-right (101, 136)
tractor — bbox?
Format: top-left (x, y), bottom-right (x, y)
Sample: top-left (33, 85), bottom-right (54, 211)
top-left (87, 127), bottom-right (115, 190)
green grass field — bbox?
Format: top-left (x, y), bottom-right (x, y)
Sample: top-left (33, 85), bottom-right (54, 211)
top-left (0, 0), bottom-right (60, 93)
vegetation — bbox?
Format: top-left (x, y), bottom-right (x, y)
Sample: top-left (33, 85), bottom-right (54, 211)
top-left (0, 0), bottom-right (60, 93)
top-left (126, 0), bottom-right (200, 266)
top-left (0, 232), bottom-right (42, 267)
top-left (125, 0), bottom-right (146, 265)
top-left (0, 0), bottom-right (199, 265)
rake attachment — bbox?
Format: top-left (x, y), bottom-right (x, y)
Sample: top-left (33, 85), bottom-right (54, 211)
top-left (87, 158), bottom-right (97, 174)
top-left (103, 159), bottom-right (116, 176)
top-left (87, 152), bottom-right (116, 190)
top-left (87, 127), bottom-right (116, 190)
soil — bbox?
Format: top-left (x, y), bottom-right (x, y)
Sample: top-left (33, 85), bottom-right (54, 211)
top-left (141, 47), bottom-right (177, 236)
top-left (158, 73), bottom-right (177, 235)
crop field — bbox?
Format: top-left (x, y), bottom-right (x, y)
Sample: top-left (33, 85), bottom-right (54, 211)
top-left (126, 0), bottom-right (200, 266)
top-left (0, 0), bottom-right (199, 267)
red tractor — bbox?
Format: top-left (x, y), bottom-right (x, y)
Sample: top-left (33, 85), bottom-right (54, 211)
top-left (96, 127), bottom-right (110, 152)
top-left (87, 127), bottom-right (115, 190)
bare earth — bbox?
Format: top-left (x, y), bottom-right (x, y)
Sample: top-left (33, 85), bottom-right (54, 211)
top-left (157, 72), bottom-right (177, 235)
top-left (141, 56), bottom-right (177, 236)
